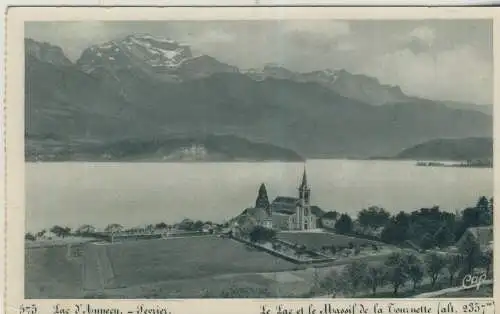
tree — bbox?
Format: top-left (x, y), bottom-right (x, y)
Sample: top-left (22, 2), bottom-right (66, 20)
top-left (425, 252), bottom-right (446, 287)
top-left (50, 225), bottom-right (71, 238)
top-left (105, 223), bottom-right (123, 234)
top-left (459, 231), bottom-right (481, 273)
top-left (335, 214), bottom-right (353, 234)
top-left (249, 225), bottom-right (276, 243)
top-left (385, 252), bottom-right (408, 296)
top-left (343, 260), bottom-right (368, 296)
top-left (255, 183), bottom-right (270, 210)
top-left (476, 196), bottom-right (492, 225)
top-left (405, 253), bottom-right (424, 291)
top-left (193, 220), bottom-right (204, 231)
top-left (456, 204), bottom-right (490, 240)
top-left (479, 248), bottom-right (493, 277)
top-left (319, 270), bottom-right (349, 297)
top-left (381, 212), bottom-right (410, 244)
top-left (76, 224), bottom-right (96, 236)
top-left (434, 224), bottom-right (455, 248)
top-left (357, 206), bottom-right (391, 228)
top-left (155, 222), bottom-right (168, 229)
top-left (36, 229), bottom-right (47, 238)
top-left (446, 254), bottom-right (464, 286)
top-left (476, 196), bottom-right (489, 212)
top-left (364, 264), bottom-right (386, 296)
top-left (420, 233), bottom-right (437, 250)
top-left (25, 232), bottom-right (36, 241)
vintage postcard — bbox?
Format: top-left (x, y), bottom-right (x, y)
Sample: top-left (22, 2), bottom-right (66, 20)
top-left (3, 6), bottom-right (498, 314)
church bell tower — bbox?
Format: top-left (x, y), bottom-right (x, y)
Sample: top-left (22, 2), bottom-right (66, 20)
top-left (298, 165), bottom-right (312, 230)
top-left (299, 166), bottom-right (311, 206)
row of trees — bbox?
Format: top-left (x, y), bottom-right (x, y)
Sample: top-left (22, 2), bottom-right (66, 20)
top-left (25, 225), bottom-right (72, 240)
top-left (25, 219), bottom-right (219, 241)
top-left (329, 196), bottom-right (493, 250)
top-left (317, 245), bottom-right (492, 297)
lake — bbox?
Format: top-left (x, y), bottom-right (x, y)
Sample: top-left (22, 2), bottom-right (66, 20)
top-left (25, 160), bottom-right (493, 232)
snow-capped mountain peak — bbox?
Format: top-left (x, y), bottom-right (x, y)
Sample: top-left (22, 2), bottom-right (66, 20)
top-left (76, 34), bottom-right (238, 82)
top-left (78, 34), bottom-right (194, 73)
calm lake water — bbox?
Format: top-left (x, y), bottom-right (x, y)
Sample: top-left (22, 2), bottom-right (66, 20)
top-left (26, 160), bottom-right (493, 232)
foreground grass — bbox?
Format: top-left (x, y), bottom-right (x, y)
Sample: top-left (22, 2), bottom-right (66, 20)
top-left (25, 245), bottom-right (85, 298)
top-left (104, 236), bottom-right (300, 288)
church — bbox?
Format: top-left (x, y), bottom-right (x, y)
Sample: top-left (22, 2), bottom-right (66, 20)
top-left (241, 167), bottom-right (317, 231)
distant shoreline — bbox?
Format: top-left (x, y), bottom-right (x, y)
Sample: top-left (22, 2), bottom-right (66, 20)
top-left (24, 158), bottom-right (492, 164)
top-left (24, 159), bottom-right (306, 164)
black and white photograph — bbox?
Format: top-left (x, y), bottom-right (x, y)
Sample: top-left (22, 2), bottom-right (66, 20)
top-left (22, 17), bottom-right (493, 299)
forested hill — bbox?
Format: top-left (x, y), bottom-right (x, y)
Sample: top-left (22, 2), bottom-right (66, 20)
top-left (26, 135), bottom-right (304, 162)
top-left (394, 137), bottom-right (493, 161)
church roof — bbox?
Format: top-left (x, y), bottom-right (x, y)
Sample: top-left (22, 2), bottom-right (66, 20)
top-left (457, 226), bottom-right (493, 248)
top-left (242, 207), bottom-right (270, 221)
top-left (273, 196), bottom-right (300, 204)
top-left (271, 196), bottom-right (300, 214)
top-left (466, 226), bottom-right (493, 246)
top-left (311, 206), bottom-right (325, 217)
top-left (322, 211), bottom-right (338, 219)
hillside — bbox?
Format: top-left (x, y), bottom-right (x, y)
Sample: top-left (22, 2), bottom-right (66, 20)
top-left (25, 36), bottom-right (493, 160)
top-left (25, 135), bottom-right (304, 162)
top-left (395, 137), bottom-right (493, 161)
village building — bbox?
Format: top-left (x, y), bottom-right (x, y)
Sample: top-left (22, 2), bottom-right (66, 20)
top-left (456, 226), bottom-right (493, 251)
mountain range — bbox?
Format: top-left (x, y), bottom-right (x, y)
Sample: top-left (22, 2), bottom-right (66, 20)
top-left (25, 34), bottom-right (493, 160)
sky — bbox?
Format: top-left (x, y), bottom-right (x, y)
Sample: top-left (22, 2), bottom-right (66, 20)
top-left (25, 20), bottom-right (493, 104)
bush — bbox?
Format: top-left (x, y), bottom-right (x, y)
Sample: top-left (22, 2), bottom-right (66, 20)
top-left (25, 233), bottom-right (36, 241)
top-left (249, 226), bottom-right (276, 243)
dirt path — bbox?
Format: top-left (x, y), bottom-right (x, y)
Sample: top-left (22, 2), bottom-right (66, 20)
top-left (82, 243), bottom-right (114, 291)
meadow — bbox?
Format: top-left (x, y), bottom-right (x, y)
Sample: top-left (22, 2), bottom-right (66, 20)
top-left (105, 236), bottom-right (300, 288)
top-left (25, 245), bottom-right (85, 298)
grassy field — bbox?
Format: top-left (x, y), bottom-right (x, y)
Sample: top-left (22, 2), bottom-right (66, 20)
top-left (25, 246), bottom-right (85, 298)
top-left (277, 231), bottom-right (383, 251)
top-left (105, 236), bottom-right (299, 288)
top-left (97, 270), bottom-right (319, 298)
top-left (25, 234), bottom-right (397, 298)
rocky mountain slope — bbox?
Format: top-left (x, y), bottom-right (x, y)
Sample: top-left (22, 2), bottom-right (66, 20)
top-left (25, 35), bottom-right (493, 160)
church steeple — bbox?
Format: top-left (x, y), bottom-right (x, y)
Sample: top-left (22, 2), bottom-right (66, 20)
top-left (300, 166), bottom-right (308, 189)
top-left (298, 165), bottom-right (311, 204)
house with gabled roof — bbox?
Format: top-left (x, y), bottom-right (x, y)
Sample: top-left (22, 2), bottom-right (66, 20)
top-left (456, 226), bottom-right (493, 251)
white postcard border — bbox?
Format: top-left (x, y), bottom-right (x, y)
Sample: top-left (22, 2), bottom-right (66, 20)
top-left (4, 6), bottom-right (499, 314)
